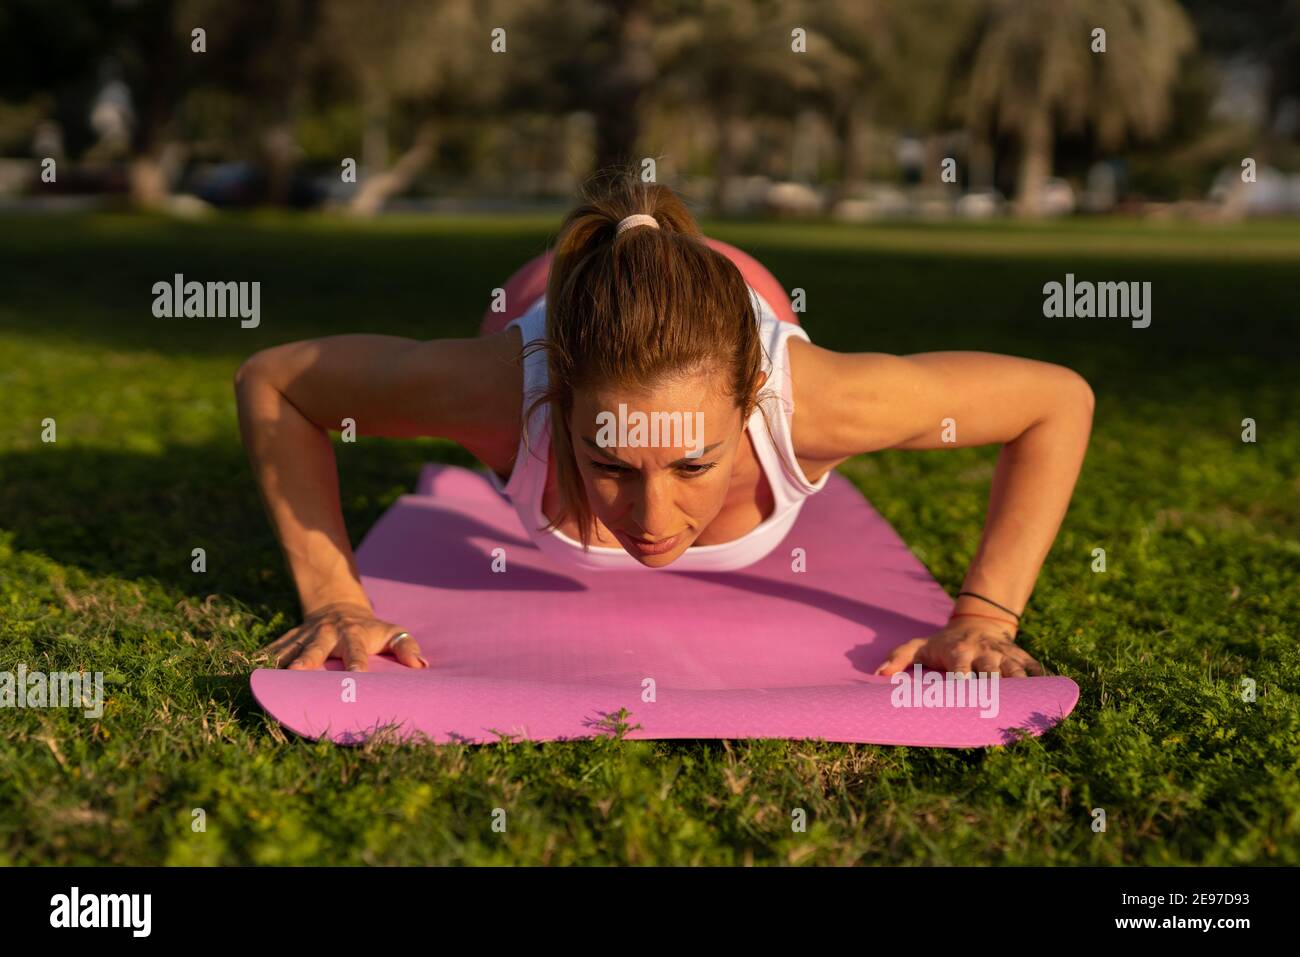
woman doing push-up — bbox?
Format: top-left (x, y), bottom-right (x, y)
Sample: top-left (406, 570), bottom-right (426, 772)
top-left (236, 169), bottom-right (1094, 679)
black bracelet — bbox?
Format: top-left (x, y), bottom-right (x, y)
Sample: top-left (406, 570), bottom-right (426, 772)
top-left (955, 591), bottom-right (1022, 621)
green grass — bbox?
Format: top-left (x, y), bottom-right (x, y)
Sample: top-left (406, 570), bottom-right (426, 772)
top-left (0, 211), bottom-right (1296, 865)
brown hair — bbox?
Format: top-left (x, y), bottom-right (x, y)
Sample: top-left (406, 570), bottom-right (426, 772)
top-left (520, 167), bottom-right (774, 549)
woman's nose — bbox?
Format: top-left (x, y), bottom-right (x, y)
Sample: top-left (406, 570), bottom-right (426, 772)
top-left (629, 476), bottom-right (677, 538)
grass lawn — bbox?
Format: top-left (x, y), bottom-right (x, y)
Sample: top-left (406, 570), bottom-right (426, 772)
top-left (0, 211), bottom-right (1296, 865)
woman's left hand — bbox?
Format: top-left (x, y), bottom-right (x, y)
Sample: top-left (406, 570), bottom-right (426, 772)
top-left (872, 618), bottom-right (1045, 679)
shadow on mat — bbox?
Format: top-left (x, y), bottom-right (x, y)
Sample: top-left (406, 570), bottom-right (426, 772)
top-left (357, 502), bottom-right (586, 592)
top-left (668, 571), bottom-right (940, 675)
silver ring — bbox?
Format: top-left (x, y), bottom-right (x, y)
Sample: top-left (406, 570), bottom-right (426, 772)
top-left (385, 631), bottom-right (413, 652)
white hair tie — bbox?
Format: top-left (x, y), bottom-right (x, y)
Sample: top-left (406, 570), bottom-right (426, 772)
top-left (616, 213), bottom-right (660, 234)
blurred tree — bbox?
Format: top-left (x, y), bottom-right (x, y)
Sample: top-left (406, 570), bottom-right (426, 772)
top-left (0, 0), bottom-right (107, 157)
top-left (1180, 0), bottom-right (1300, 140)
top-left (794, 0), bottom-right (896, 202)
top-left (318, 0), bottom-right (526, 215)
top-left (952, 0), bottom-right (1195, 216)
top-left (1179, 0), bottom-right (1290, 59)
top-left (501, 0), bottom-right (777, 189)
top-left (798, 0), bottom-right (974, 201)
top-left (655, 0), bottom-right (819, 214)
top-left (245, 0), bottom-right (320, 207)
top-left (105, 0), bottom-right (211, 207)
top-left (1273, 2), bottom-right (1300, 140)
top-left (319, 0), bottom-right (446, 213)
top-left (589, 0), bottom-right (657, 171)
top-left (494, 0), bottom-right (647, 177)
top-left (33, 0), bottom-right (324, 207)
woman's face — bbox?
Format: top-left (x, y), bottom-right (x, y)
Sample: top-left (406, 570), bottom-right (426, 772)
top-left (569, 371), bottom-right (756, 567)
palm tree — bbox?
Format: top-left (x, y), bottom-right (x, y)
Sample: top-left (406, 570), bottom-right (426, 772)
top-left (953, 0), bottom-right (1195, 216)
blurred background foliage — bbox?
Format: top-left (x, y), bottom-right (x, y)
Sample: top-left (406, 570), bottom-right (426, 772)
top-left (0, 0), bottom-right (1298, 218)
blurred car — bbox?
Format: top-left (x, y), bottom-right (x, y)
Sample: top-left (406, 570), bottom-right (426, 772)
top-left (184, 161), bottom-right (326, 209)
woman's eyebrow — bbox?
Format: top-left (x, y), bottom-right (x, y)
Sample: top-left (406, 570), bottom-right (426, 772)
top-left (669, 443), bottom-right (722, 465)
top-left (581, 436), bottom-right (631, 465)
top-left (580, 436), bottom-right (723, 466)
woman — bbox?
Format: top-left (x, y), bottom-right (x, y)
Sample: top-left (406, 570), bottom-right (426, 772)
top-left (237, 171), bottom-right (1094, 679)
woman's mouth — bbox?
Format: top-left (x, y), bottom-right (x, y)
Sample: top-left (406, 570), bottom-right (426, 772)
top-left (620, 530), bottom-right (682, 556)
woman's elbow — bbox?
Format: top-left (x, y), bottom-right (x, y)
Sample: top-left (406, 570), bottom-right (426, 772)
top-left (1059, 370), bottom-right (1095, 448)
top-left (233, 349), bottom-right (281, 398)
top-left (1050, 365), bottom-right (1095, 420)
top-left (1070, 369), bottom-right (1095, 418)
top-left (1034, 366), bottom-right (1095, 447)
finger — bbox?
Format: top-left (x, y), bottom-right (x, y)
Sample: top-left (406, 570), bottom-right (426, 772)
top-left (970, 651), bottom-right (1002, 675)
top-left (873, 638), bottom-right (925, 677)
top-left (274, 639), bottom-right (311, 668)
top-left (343, 634), bottom-right (369, 670)
top-left (259, 625), bottom-right (307, 664)
top-left (1003, 646), bottom-right (1045, 676)
top-left (266, 634), bottom-right (312, 665)
top-left (1002, 661), bottom-right (1029, 678)
top-left (287, 628), bottom-right (337, 670)
top-left (339, 626), bottom-right (370, 672)
top-left (944, 648), bottom-right (976, 678)
top-left (387, 633), bottom-right (429, 669)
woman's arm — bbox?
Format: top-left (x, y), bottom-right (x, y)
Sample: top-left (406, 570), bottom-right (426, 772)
top-left (789, 341), bottom-right (1095, 676)
top-left (234, 331), bottom-right (521, 667)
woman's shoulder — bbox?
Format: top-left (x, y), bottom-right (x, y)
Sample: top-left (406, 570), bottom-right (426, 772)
top-left (735, 295), bottom-right (836, 484)
top-left (513, 295), bottom-right (547, 340)
top-left (453, 326), bottom-right (528, 479)
top-left (784, 333), bottom-right (858, 482)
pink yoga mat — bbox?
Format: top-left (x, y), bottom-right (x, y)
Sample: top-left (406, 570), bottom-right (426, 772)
top-left (252, 464), bottom-right (1079, 747)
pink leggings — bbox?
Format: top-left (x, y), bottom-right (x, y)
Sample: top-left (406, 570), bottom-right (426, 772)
top-left (477, 236), bottom-right (799, 335)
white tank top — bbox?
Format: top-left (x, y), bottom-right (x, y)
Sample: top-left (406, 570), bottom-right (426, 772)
top-left (486, 286), bottom-right (829, 571)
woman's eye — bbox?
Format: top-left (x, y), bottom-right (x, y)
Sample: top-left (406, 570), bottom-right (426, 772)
top-left (589, 460), bottom-right (717, 477)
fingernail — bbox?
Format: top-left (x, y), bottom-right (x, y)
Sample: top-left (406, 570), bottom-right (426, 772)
top-left (417, 656), bottom-right (429, 668)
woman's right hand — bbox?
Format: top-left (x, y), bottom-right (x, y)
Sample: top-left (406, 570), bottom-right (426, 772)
top-left (259, 600), bottom-right (428, 672)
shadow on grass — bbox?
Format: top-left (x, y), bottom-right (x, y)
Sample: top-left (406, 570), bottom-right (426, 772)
top-left (2, 213), bottom-right (1296, 379)
top-left (193, 672), bottom-right (264, 728)
top-left (0, 214), bottom-right (560, 358)
top-left (0, 438), bottom-right (473, 611)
